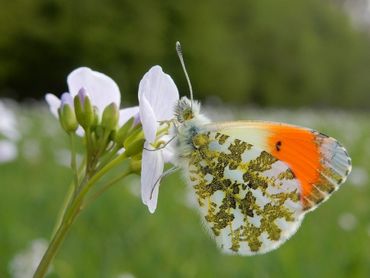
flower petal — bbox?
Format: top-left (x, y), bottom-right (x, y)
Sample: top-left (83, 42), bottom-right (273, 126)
top-left (138, 66), bottom-right (179, 121)
top-left (67, 67), bottom-right (121, 115)
top-left (119, 106), bottom-right (139, 127)
top-left (161, 135), bottom-right (176, 164)
top-left (60, 92), bottom-right (73, 107)
top-left (0, 140), bottom-right (18, 163)
top-left (141, 145), bottom-right (164, 213)
top-left (139, 95), bottom-right (157, 143)
top-left (45, 93), bottom-right (61, 118)
top-left (0, 100), bottom-right (20, 141)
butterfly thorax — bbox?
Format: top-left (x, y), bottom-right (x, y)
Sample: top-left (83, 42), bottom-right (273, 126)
top-left (173, 97), bottom-right (210, 159)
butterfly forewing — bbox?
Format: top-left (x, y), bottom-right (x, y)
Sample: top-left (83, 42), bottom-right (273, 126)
top-left (205, 121), bottom-right (352, 211)
top-left (186, 130), bottom-right (305, 255)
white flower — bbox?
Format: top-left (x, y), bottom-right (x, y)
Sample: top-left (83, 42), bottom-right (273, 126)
top-left (0, 100), bottom-right (20, 141)
top-left (9, 238), bottom-right (49, 278)
top-left (139, 66), bottom-right (179, 213)
top-left (119, 106), bottom-right (140, 127)
top-left (45, 67), bottom-right (137, 134)
top-left (0, 140), bottom-right (18, 163)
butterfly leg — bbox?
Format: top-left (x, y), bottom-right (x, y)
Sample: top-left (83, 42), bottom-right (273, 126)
top-left (144, 135), bottom-right (177, 151)
top-left (149, 166), bottom-right (180, 199)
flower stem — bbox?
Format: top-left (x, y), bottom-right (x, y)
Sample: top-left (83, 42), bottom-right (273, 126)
top-left (69, 134), bottom-right (79, 189)
top-left (33, 152), bottom-right (130, 278)
top-left (33, 210), bottom-right (76, 278)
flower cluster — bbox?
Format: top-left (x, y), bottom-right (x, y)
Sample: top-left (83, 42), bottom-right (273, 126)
top-left (46, 66), bottom-right (178, 213)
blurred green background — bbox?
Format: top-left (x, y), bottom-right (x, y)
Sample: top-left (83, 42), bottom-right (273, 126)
top-left (1, 105), bottom-right (370, 277)
top-left (1, 0), bottom-right (370, 108)
top-left (1, 0), bottom-right (370, 277)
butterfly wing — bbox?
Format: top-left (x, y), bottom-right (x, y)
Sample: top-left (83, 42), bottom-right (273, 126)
top-left (184, 121), bottom-right (351, 255)
top-left (185, 130), bottom-right (305, 255)
top-left (205, 121), bottom-right (352, 211)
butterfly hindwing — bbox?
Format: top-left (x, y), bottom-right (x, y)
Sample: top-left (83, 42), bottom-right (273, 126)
top-left (185, 130), bottom-right (305, 255)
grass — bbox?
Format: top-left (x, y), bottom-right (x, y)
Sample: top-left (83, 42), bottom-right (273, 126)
top-left (1, 103), bottom-right (369, 277)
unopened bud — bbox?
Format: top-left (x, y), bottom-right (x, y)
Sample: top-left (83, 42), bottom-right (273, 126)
top-left (58, 93), bottom-right (78, 133)
top-left (101, 103), bottom-right (119, 131)
top-left (124, 138), bottom-right (145, 157)
top-left (123, 127), bottom-right (145, 157)
top-left (74, 88), bottom-right (95, 129)
top-left (123, 125), bottom-right (143, 148)
top-left (114, 117), bottom-right (135, 144)
top-left (90, 106), bottom-right (99, 130)
top-left (58, 104), bottom-right (78, 133)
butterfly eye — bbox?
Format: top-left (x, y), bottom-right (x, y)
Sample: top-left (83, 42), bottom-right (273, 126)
top-left (183, 109), bottom-right (193, 121)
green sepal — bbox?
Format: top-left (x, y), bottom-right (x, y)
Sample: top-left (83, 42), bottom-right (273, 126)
top-left (101, 103), bottom-right (119, 131)
top-left (124, 138), bottom-right (145, 157)
top-left (114, 117), bottom-right (135, 144)
top-left (58, 105), bottom-right (78, 133)
top-left (74, 93), bottom-right (94, 129)
top-left (91, 106), bottom-right (100, 130)
top-left (123, 125), bottom-right (143, 149)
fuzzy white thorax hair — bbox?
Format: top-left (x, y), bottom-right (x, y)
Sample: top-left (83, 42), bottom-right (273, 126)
top-left (173, 97), bottom-right (210, 163)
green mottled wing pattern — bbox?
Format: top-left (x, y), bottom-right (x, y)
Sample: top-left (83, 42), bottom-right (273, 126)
top-left (186, 131), bottom-right (305, 255)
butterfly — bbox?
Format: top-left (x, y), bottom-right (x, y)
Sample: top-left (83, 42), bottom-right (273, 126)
top-left (170, 43), bottom-right (352, 255)
top-left (172, 97), bottom-right (351, 255)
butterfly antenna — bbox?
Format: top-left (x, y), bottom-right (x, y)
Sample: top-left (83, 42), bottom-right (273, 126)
top-left (176, 41), bottom-right (194, 108)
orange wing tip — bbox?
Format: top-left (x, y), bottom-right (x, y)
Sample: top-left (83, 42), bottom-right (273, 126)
top-left (265, 124), bottom-right (351, 212)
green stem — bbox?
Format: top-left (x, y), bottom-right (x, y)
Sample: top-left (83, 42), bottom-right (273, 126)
top-left (33, 152), bottom-right (130, 278)
top-left (69, 134), bottom-right (79, 189)
top-left (33, 210), bottom-right (76, 278)
top-left (51, 161), bottom-right (85, 237)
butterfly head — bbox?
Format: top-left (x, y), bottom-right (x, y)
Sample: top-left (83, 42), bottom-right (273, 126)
top-left (175, 96), bottom-right (201, 123)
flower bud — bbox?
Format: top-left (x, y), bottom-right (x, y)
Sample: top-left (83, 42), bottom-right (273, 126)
top-left (101, 103), bottom-right (119, 131)
top-left (58, 105), bottom-right (78, 133)
top-left (114, 117), bottom-right (135, 144)
top-left (74, 88), bottom-right (95, 129)
top-left (124, 138), bottom-right (145, 157)
top-left (58, 93), bottom-right (78, 133)
top-left (123, 125), bottom-right (143, 148)
top-left (123, 127), bottom-right (145, 157)
top-left (91, 106), bottom-right (100, 130)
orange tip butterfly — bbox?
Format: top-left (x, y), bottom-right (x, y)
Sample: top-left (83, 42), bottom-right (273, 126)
top-left (172, 42), bottom-right (352, 255)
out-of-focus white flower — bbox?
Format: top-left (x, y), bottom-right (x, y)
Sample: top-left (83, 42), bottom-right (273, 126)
top-left (139, 66), bottom-right (179, 213)
top-left (0, 100), bottom-right (20, 141)
top-left (9, 238), bottom-right (49, 278)
top-left (45, 67), bottom-right (137, 134)
top-left (348, 167), bottom-right (368, 188)
top-left (338, 212), bottom-right (357, 231)
top-left (116, 273), bottom-right (136, 278)
top-left (0, 140), bottom-right (18, 163)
